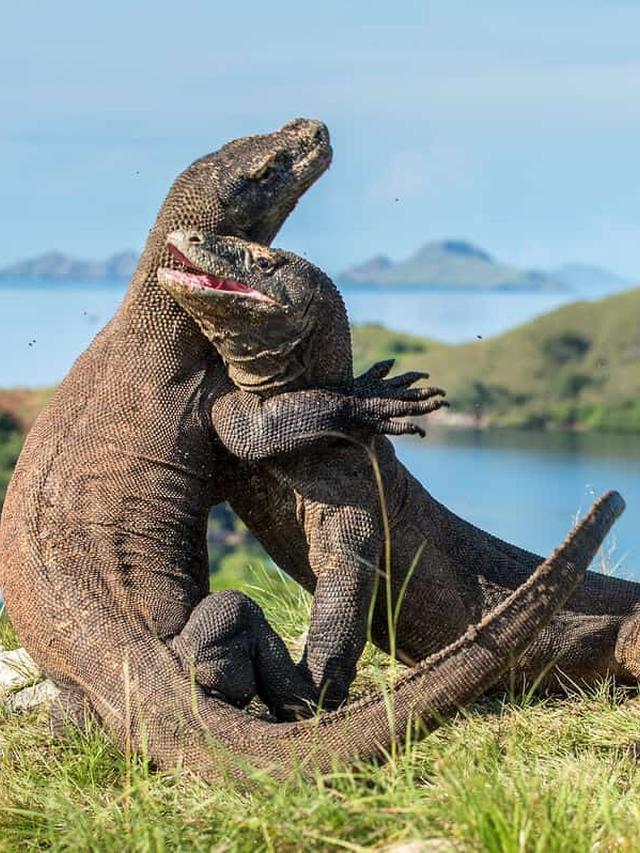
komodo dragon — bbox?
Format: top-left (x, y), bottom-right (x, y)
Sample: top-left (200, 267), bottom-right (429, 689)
top-left (0, 118), bottom-right (609, 781)
top-left (158, 230), bottom-right (640, 710)
top-left (0, 119), bottom-right (450, 772)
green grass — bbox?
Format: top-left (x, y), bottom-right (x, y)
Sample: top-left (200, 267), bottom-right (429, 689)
top-left (3, 564), bottom-right (640, 851)
top-left (0, 607), bottom-right (20, 650)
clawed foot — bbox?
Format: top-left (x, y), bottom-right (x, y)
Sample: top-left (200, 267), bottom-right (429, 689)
top-left (351, 359), bottom-right (448, 438)
top-left (173, 591), bottom-right (322, 720)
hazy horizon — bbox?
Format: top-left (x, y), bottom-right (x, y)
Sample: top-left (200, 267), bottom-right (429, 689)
top-left (0, 239), bottom-right (635, 283)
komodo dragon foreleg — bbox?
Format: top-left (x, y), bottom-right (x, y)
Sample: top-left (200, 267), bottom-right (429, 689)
top-left (208, 380), bottom-right (445, 712)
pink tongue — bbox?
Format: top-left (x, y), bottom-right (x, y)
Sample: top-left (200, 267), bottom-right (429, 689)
top-left (198, 274), bottom-right (253, 293)
top-left (166, 244), bottom-right (252, 293)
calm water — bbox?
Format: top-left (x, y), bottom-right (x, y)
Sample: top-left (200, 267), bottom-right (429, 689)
top-left (395, 429), bottom-right (640, 579)
top-left (1, 280), bottom-right (638, 576)
top-left (342, 285), bottom-right (570, 342)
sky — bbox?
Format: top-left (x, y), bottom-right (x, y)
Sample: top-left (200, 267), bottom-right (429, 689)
top-left (2, 0), bottom-right (640, 277)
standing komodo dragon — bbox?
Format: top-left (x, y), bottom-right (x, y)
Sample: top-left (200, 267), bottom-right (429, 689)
top-left (0, 119), bottom-right (617, 781)
top-left (0, 119), bottom-right (444, 772)
top-left (157, 230), bottom-right (632, 712)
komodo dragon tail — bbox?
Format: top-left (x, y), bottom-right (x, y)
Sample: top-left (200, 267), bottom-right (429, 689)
top-left (81, 490), bottom-right (623, 782)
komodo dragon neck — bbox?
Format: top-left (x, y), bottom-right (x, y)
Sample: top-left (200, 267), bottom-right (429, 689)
top-left (115, 121), bottom-right (334, 366)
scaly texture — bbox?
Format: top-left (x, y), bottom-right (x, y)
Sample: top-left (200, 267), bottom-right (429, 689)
top-left (0, 120), bottom-right (611, 782)
top-left (156, 232), bottom-right (633, 711)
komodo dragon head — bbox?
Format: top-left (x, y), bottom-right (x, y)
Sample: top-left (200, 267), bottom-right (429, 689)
top-left (158, 231), bottom-right (350, 391)
top-left (122, 119), bottom-right (332, 328)
top-left (143, 120), bottom-right (332, 275)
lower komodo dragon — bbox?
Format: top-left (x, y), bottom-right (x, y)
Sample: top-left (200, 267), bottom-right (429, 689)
top-left (0, 118), bottom-right (621, 780)
top-left (158, 228), bottom-right (639, 712)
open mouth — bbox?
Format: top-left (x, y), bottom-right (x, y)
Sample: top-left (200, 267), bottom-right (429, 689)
top-left (160, 242), bottom-right (272, 301)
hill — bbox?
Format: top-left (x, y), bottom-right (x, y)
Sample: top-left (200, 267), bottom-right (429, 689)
top-left (549, 263), bottom-right (632, 294)
top-left (340, 239), bottom-right (568, 291)
top-left (352, 286), bottom-right (640, 432)
top-left (0, 251), bottom-right (137, 282)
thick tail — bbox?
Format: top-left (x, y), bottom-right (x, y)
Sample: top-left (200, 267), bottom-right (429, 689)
top-left (82, 490), bottom-right (623, 782)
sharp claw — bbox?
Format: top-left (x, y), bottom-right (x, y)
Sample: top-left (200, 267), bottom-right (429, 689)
top-left (387, 370), bottom-right (431, 389)
top-left (402, 387), bottom-right (447, 403)
top-left (373, 359), bottom-right (395, 378)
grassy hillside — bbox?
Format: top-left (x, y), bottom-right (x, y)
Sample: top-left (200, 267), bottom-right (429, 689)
top-left (353, 287), bottom-right (640, 432)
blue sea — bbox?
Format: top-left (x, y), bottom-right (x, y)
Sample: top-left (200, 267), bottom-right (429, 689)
top-left (1, 279), bottom-right (638, 575)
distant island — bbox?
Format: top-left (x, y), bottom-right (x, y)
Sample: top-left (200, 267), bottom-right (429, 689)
top-left (0, 251), bottom-right (138, 282)
top-left (546, 263), bottom-right (631, 292)
top-left (339, 239), bottom-right (630, 293)
top-left (0, 241), bottom-right (631, 295)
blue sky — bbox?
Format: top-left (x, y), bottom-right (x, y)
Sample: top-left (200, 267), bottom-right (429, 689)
top-left (2, 0), bottom-right (639, 276)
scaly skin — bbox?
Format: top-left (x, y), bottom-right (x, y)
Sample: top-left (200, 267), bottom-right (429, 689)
top-left (1, 120), bottom-right (611, 782)
top-left (0, 124), bottom-right (625, 781)
top-left (0, 121), bottom-right (449, 770)
top-left (157, 232), bottom-right (634, 711)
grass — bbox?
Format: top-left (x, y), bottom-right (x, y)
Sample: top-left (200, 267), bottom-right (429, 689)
top-left (3, 564), bottom-right (640, 851)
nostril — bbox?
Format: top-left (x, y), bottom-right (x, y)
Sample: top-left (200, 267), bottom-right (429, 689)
top-left (312, 125), bottom-right (326, 144)
top-left (188, 232), bottom-right (204, 245)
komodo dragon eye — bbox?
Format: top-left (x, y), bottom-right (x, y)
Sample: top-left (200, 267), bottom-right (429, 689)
top-left (255, 256), bottom-right (274, 272)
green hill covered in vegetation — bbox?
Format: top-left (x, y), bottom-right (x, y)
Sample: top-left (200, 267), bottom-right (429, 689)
top-left (353, 286), bottom-right (640, 432)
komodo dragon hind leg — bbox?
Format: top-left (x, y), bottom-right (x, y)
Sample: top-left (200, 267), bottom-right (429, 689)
top-left (170, 590), bottom-right (320, 721)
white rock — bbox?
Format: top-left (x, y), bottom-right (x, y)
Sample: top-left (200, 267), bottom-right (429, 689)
top-left (5, 679), bottom-right (59, 712)
top-left (0, 647), bottom-right (41, 692)
top-left (380, 841), bottom-right (460, 853)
